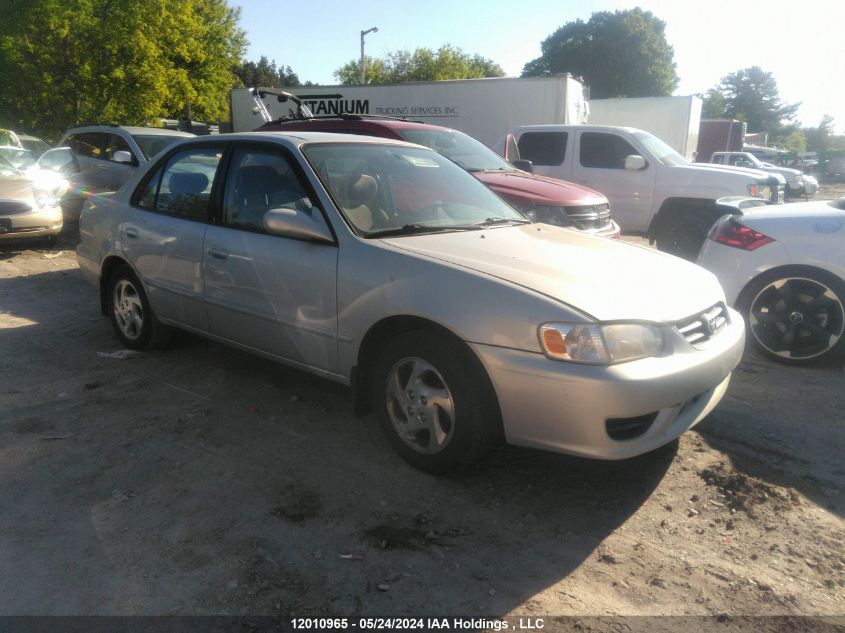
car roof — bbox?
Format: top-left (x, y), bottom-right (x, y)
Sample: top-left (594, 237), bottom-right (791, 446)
top-left (63, 125), bottom-right (194, 137)
top-left (175, 131), bottom-right (422, 148)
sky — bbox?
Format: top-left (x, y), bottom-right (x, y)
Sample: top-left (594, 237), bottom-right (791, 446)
top-left (235, 0), bottom-right (845, 133)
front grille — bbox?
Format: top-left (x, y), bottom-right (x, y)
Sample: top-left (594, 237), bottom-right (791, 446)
top-left (565, 203), bottom-right (611, 231)
top-left (675, 303), bottom-right (729, 346)
top-left (0, 200), bottom-right (33, 216)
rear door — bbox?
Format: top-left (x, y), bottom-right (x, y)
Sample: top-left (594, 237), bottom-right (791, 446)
top-left (121, 144), bottom-right (225, 330)
top-left (514, 130), bottom-right (572, 181)
top-left (203, 143), bottom-right (339, 372)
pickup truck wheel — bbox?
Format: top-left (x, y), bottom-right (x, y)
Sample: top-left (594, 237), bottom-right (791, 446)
top-left (372, 331), bottom-right (499, 474)
top-left (739, 269), bottom-right (845, 366)
top-left (107, 265), bottom-right (173, 350)
top-left (655, 212), bottom-right (715, 261)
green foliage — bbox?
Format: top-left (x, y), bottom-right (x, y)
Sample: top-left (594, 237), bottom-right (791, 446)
top-left (334, 44), bottom-right (505, 85)
top-left (700, 88), bottom-right (727, 119)
top-left (804, 115), bottom-right (836, 152)
top-left (233, 56), bottom-right (312, 88)
top-left (0, 0), bottom-right (246, 138)
top-left (704, 66), bottom-right (799, 134)
top-left (522, 8), bottom-right (678, 98)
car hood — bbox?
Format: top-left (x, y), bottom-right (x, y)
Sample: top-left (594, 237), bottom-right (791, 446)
top-left (0, 174), bottom-right (34, 202)
top-left (696, 163), bottom-right (785, 183)
top-left (474, 170), bottom-right (607, 206)
top-left (380, 224), bottom-right (724, 322)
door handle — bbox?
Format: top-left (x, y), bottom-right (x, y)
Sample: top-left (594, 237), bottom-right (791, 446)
top-left (97, 163), bottom-right (108, 170)
top-left (125, 228), bottom-right (138, 239)
top-left (207, 247), bottom-right (228, 260)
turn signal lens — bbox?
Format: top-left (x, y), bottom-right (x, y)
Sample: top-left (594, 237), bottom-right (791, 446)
top-left (712, 217), bottom-right (774, 251)
top-left (541, 327), bottom-right (568, 355)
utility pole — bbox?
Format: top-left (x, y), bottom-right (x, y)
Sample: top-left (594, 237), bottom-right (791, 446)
top-left (360, 26), bottom-right (378, 84)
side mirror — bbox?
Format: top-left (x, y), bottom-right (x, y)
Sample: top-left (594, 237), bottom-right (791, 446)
top-left (113, 150), bottom-right (134, 165)
top-left (624, 154), bottom-right (647, 171)
top-left (511, 159), bottom-right (534, 174)
top-left (264, 207), bottom-right (333, 243)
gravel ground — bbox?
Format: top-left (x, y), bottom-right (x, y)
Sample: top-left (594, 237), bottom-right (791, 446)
top-left (0, 190), bottom-right (843, 629)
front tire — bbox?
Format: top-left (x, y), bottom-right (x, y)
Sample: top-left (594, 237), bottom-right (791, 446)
top-left (107, 265), bottom-right (173, 350)
top-left (739, 268), bottom-right (845, 366)
top-left (371, 331), bottom-right (500, 474)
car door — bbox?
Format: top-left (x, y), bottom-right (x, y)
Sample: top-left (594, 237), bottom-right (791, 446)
top-left (102, 132), bottom-right (139, 191)
top-left (65, 132), bottom-right (109, 193)
top-left (514, 130), bottom-right (572, 181)
top-left (121, 145), bottom-right (225, 331)
top-left (570, 130), bottom-right (656, 231)
top-left (203, 143), bottom-right (339, 373)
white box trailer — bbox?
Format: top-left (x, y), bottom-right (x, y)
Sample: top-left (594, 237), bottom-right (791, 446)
top-left (588, 95), bottom-right (702, 160)
top-left (231, 75), bottom-right (589, 148)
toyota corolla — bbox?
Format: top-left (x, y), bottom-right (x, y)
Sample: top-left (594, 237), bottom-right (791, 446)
top-left (77, 132), bottom-right (744, 473)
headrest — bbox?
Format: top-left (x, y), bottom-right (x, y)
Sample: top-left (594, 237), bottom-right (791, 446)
top-left (344, 173), bottom-right (377, 206)
top-left (169, 172), bottom-right (208, 196)
top-left (236, 165), bottom-right (279, 195)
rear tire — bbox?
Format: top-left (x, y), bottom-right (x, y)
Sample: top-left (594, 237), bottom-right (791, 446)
top-left (107, 265), bottom-right (173, 350)
top-left (738, 268), bottom-right (845, 366)
top-left (371, 331), bottom-right (500, 474)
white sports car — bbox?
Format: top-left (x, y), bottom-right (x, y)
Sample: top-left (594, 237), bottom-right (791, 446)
top-left (698, 199), bottom-right (845, 365)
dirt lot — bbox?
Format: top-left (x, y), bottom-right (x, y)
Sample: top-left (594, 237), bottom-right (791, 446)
top-left (1, 188), bottom-right (844, 627)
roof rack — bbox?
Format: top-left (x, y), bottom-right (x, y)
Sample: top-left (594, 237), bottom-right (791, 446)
top-left (249, 87), bottom-right (313, 123)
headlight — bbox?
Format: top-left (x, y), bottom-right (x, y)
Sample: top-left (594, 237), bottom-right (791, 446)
top-left (35, 195), bottom-right (60, 209)
top-left (747, 183), bottom-right (772, 199)
top-left (539, 322), bottom-right (664, 364)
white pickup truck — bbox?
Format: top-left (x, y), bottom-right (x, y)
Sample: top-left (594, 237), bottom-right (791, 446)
top-left (709, 151), bottom-right (817, 198)
top-left (501, 124), bottom-right (785, 259)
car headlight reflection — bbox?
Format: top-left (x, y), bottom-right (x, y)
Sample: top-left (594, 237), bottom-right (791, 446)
top-left (539, 322), bottom-right (664, 364)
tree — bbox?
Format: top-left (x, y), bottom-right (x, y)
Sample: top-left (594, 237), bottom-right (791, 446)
top-left (233, 56), bottom-right (311, 88)
top-left (0, 0), bottom-right (245, 138)
top-left (522, 8), bottom-right (678, 99)
top-left (804, 115), bottom-right (836, 152)
top-left (700, 88), bottom-right (727, 119)
top-left (704, 66), bottom-right (799, 134)
top-left (334, 44), bottom-right (505, 85)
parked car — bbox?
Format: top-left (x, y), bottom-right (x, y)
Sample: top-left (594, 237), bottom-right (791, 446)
top-left (501, 125), bottom-right (785, 260)
top-left (709, 151), bottom-right (817, 197)
top-left (258, 116), bottom-right (620, 238)
top-left (0, 151), bottom-right (64, 244)
top-left (698, 199), bottom-right (845, 365)
top-left (77, 132), bottom-right (744, 472)
top-left (41, 124), bottom-right (194, 220)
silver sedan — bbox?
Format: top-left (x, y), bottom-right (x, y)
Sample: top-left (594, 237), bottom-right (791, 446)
top-left (77, 132), bottom-right (744, 473)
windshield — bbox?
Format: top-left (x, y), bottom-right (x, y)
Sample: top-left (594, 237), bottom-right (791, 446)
top-left (399, 128), bottom-right (515, 172)
top-left (632, 131), bottom-right (688, 167)
top-left (132, 134), bottom-right (185, 160)
top-left (302, 143), bottom-right (527, 236)
top-left (0, 146), bottom-right (35, 170)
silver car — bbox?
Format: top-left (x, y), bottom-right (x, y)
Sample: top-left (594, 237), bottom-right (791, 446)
top-left (77, 132), bottom-right (745, 473)
top-left (1, 148), bottom-right (64, 243)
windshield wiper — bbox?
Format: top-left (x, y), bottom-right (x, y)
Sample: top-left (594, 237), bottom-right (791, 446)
top-left (472, 217), bottom-right (532, 227)
top-left (367, 223), bottom-right (484, 238)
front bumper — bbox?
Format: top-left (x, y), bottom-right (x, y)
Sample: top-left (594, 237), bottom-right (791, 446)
top-left (470, 309), bottom-right (745, 459)
top-left (0, 204), bottom-right (63, 240)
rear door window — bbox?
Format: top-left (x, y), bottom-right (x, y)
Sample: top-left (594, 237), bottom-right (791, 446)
top-left (134, 147), bottom-right (223, 221)
top-left (517, 132), bottom-right (568, 166)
